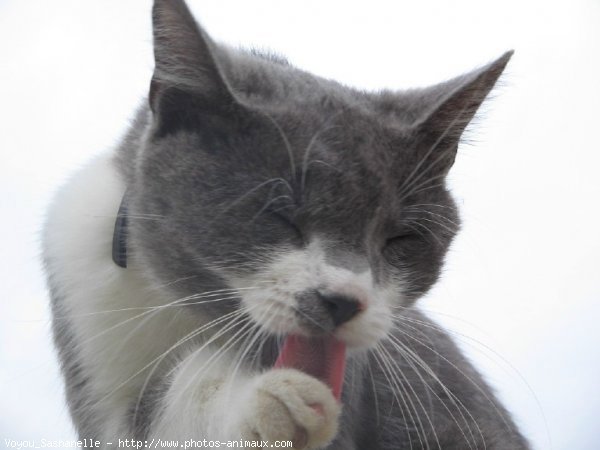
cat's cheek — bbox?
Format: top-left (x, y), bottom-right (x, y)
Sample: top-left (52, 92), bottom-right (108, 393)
top-left (239, 289), bottom-right (301, 336)
top-left (333, 283), bottom-right (400, 348)
top-left (335, 304), bottom-right (393, 348)
top-left (247, 301), bottom-right (299, 335)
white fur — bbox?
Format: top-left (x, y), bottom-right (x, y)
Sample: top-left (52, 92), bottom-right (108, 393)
top-left (229, 239), bottom-right (395, 348)
top-left (44, 154), bottom-right (203, 441)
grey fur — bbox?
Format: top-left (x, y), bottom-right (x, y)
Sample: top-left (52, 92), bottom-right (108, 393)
top-left (46, 277), bottom-right (100, 439)
top-left (47, 0), bottom-right (529, 448)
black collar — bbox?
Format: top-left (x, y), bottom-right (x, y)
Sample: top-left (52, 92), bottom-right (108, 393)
top-left (112, 194), bottom-right (128, 268)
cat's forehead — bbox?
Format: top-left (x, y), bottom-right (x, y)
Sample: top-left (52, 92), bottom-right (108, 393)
top-left (225, 49), bottom-right (354, 105)
top-left (226, 48), bottom-right (413, 131)
top-left (280, 108), bottom-right (412, 202)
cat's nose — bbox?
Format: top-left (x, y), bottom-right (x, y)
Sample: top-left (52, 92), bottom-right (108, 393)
top-left (317, 292), bottom-right (362, 326)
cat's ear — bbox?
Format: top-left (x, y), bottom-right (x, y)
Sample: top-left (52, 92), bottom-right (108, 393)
top-left (412, 51), bottom-right (513, 173)
top-left (150, 0), bottom-right (237, 134)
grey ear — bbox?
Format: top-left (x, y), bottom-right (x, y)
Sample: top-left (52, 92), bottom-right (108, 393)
top-left (412, 51), bottom-right (513, 171)
top-left (150, 0), bottom-right (236, 125)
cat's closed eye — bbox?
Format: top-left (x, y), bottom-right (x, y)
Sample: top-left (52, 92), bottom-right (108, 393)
top-left (382, 232), bottom-right (423, 262)
top-left (270, 209), bottom-right (304, 242)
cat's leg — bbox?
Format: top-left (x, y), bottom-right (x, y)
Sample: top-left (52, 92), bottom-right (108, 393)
top-left (143, 347), bottom-right (340, 449)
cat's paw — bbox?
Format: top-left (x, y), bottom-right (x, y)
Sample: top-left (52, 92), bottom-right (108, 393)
top-left (238, 368), bottom-right (340, 449)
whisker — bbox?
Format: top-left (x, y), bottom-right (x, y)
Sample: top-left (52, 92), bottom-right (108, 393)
top-left (77, 288), bottom-right (257, 347)
top-left (398, 182), bottom-right (447, 203)
top-left (260, 111), bottom-right (297, 188)
top-left (57, 287), bottom-right (260, 320)
top-left (209, 177), bottom-right (292, 225)
top-left (132, 307), bottom-right (250, 421)
top-left (372, 346), bottom-right (419, 450)
top-left (392, 311), bottom-right (550, 445)
top-left (391, 326), bottom-right (515, 435)
top-left (105, 306), bottom-right (255, 411)
top-left (366, 361), bottom-right (381, 428)
top-left (222, 303), bottom-right (277, 405)
top-left (300, 113), bottom-right (343, 194)
top-left (377, 343), bottom-right (439, 450)
top-left (408, 220), bottom-right (444, 246)
top-left (384, 335), bottom-right (479, 450)
top-left (250, 194), bottom-right (294, 222)
top-left (176, 312), bottom-right (260, 399)
top-left (405, 207), bottom-right (460, 226)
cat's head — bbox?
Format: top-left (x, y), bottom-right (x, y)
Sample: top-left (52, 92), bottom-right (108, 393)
top-left (126, 0), bottom-right (511, 349)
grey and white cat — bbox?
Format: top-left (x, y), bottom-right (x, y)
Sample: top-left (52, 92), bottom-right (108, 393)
top-left (43, 0), bottom-right (530, 449)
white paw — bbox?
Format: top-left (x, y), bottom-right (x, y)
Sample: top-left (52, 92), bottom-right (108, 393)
top-left (237, 368), bottom-right (340, 449)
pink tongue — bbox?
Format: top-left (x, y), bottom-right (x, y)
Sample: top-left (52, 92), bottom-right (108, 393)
top-left (274, 335), bottom-right (346, 401)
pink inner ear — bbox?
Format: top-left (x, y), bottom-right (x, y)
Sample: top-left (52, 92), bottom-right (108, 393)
top-left (274, 334), bottom-right (346, 402)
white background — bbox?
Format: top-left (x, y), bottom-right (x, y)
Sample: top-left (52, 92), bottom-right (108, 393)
top-left (1, 1), bottom-right (599, 448)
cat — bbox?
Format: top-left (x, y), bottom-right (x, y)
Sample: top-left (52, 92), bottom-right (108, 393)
top-left (42, 0), bottom-right (530, 448)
